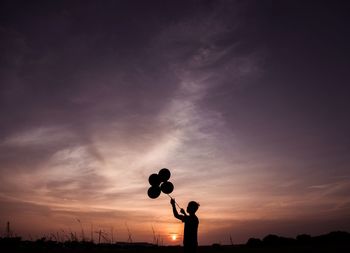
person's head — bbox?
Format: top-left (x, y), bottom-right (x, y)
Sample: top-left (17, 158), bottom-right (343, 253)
top-left (186, 201), bottom-right (200, 215)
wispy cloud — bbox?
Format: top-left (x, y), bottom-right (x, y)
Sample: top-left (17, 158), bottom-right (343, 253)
top-left (3, 126), bottom-right (75, 146)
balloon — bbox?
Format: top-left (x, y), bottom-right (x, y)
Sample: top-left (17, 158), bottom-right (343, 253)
top-left (148, 186), bottom-right (161, 199)
top-left (148, 173), bottom-right (160, 186)
top-left (158, 168), bottom-right (171, 182)
top-left (161, 181), bottom-right (174, 194)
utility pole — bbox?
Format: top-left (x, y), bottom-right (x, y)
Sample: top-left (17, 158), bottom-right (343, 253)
top-left (6, 221), bottom-right (11, 238)
top-left (125, 223), bottom-right (133, 243)
top-left (90, 224), bottom-right (94, 243)
top-left (111, 227), bottom-right (114, 244)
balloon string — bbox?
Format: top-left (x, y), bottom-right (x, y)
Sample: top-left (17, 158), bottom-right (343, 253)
top-left (167, 194), bottom-right (181, 209)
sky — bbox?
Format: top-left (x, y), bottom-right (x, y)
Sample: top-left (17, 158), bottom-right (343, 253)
top-left (0, 0), bottom-right (350, 245)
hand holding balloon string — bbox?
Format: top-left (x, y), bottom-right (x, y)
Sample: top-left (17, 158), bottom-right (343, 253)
top-left (169, 195), bottom-right (181, 209)
top-left (170, 196), bottom-right (182, 210)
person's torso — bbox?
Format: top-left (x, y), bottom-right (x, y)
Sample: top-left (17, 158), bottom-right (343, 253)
top-left (183, 215), bottom-right (199, 245)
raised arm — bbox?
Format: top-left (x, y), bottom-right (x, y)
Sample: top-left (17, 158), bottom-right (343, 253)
top-left (170, 198), bottom-right (185, 221)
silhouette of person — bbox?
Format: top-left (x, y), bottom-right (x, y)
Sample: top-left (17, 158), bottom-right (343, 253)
top-left (171, 198), bottom-right (200, 253)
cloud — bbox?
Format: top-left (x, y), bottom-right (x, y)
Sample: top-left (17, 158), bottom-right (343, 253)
top-left (3, 126), bottom-right (75, 147)
top-left (0, 2), bottom-right (263, 240)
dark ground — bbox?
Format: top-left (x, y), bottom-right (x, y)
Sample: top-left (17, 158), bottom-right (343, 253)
top-left (1, 231), bottom-right (349, 253)
top-left (1, 244), bottom-right (350, 253)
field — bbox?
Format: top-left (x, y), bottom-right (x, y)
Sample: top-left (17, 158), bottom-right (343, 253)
top-left (1, 243), bottom-right (350, 253)
top-left (1, 231), bottom-right (349, 253)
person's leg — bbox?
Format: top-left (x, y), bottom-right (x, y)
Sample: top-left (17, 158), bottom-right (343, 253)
top-left (183, 245), bottom-right (189, 253)
top-left (184, 245), bottom-right (197, 253)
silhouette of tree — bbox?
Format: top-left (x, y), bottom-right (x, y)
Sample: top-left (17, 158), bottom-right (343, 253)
top-left (246, 237), bottom-right (262, 247)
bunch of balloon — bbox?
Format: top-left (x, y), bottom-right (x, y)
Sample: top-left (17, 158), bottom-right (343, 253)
top-left (147, 168), bottom-right (181, 209)
top-left (147, 168), bottom-right (174, 199)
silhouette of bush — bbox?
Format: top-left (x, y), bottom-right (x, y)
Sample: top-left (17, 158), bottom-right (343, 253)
top-left (246, 237), bottom-right (262, 247)
top-left (211, 243), bottom-right (221, 248)
top-left (0, 237), bottom-right (22, 249)
top-left (296, 234), bottom-right (311, 244)
top-left (312, 231), bottom-right (350, 245)
top-left (262, 234), bottom-right (296, 246)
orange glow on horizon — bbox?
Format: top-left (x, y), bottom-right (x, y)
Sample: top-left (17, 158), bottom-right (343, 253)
top-left (171, 234), bottom-right (177, 241)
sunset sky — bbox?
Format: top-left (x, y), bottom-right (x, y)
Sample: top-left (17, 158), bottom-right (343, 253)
top-left (0, 0), bottom-right (350, 245)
